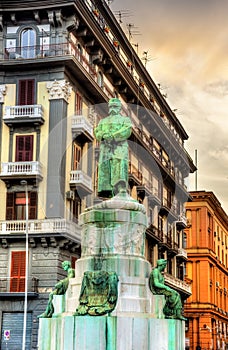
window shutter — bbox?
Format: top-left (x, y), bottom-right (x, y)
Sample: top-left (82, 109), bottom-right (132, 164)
top-left (71, 256), bottom-right (77, 269)
top-left (18, 79), bottom-right (35, 105)
top-left (75, 92), bottom-right (82, 114)
top-left (16, 135), bottom-right (33, 162)
top-left (6, 192), bottom-right (14, 220)
top-left (73, 143), bottom-right (81, 170)
top-left (29, 192), bottom-right (37, 219)
top-left (10, 251), bottom-right (26, 292)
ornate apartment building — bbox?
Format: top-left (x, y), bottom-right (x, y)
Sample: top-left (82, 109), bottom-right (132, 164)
top-left (0, 0), bottom-right (195, 348)
top-left (185, 191), bottom-right (228, 350)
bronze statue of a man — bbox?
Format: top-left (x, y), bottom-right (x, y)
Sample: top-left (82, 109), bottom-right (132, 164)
top-left (38, 260), bottom-right (75, 318)
top-left (94, 98), bottom-right (132, 198)
top-left (149, 259), bottom-right (187, 321)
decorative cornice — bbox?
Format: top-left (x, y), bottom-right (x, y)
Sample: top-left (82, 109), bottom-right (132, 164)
top-left (46, 80), bottom-right (72, 102)
top-left (0, 85), bottom-right (6, 103)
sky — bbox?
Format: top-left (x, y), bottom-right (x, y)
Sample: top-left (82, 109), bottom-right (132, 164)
top-left (111, 0), bottom-right (228, 213)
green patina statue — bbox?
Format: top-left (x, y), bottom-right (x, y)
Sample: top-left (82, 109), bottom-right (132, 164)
top-left (94, 98), bottom-right (132, 198)
top-left (149, 259), bottom-right (187, 321)
top-left (75, 270), bottom-right (118, 316)
top-left (38, 261), bottom-right (75, 318)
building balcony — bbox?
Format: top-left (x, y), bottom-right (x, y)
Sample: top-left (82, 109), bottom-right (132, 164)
top-left (3, 104), bottom-right (44, 126)
top-left (69, 170), bottom-right (93, 196)
top-left (176, 215), bottom-right (187, 229)
top-left (3, 43), bottom-right (108, 104)
top-left (0, 276), bottom-right (39, 296)
top-left (128, 163), bottom-right (142, 188)
top-left (72, 114), bottom-right (94, 143)
top-left (0, 161), bottom-right (43, 182)
top-left (176, 248), bottom-right (188, 260)
top-left (0, 218), bottom-right (81, 243)
top-left (136, 180), bottom-right (152, 201)
top-left (160, 198), bottom-right (172, 216)
top-left (164, 273), bottom-right (191, 297)
top-left (148, 189), bottom-right (161, 207)
top-left (160, 199), bottom-right (178, 220)
top-left (168, 241), bottom-right (179, 255)
top-left (146, 224), bottom-right (163, 242)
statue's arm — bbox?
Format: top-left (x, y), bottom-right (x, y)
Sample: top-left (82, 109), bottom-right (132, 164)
top-left (94, 122), bottom-right (104, 141)
top-left (112, 118), bottom-right (132, 141)
top-left (68, 268), bottom-right (75, 279)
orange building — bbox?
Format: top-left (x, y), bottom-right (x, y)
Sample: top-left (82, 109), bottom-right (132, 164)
top-left (185, 191), bottom-right (228, 350)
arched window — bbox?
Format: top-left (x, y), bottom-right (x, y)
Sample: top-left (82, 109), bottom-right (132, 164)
top-left (21, 28), bottom-right (36, 58)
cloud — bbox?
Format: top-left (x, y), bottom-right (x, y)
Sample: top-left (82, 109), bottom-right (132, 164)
top-left (204, 80), bottom-right (228, 97)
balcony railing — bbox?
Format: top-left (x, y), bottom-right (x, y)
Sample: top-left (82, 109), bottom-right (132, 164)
top-left (4, 105), bottom-right (44, 125)
top-left (0, 218), bottom-right (81, 242)
top-left (69, 170), bottom-right (93, 196)
top-left (164, 273), bottom-right (191, 296)
top-left (146, 224), bottom-right (163, 241)
top-left (176, 215), bottom-right (187, 229)
top-left (128, 163), bottom-right (142, 186)
top-left (4, 42), bottom-right (97, 79)
top-left (72, 114), bottom-right (94, 142)
top-left (0, 161), bottom-right (43, 181)
top-left (0, 276), bottom-right (39, 294)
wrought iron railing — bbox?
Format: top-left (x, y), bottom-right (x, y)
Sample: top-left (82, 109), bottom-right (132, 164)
top-left (0, 276), bottom-right (39, 293)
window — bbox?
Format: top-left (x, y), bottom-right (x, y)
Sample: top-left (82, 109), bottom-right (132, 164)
top-left (16, 135), bottom-right (33, 161)
top-left (75, 92), bottom-right (82, 114)
top-left (10, 251), bottom-right (26, 292)
top-left (21, 28), bottom-right (36, 58)
top-left (72, 193), bottom-right (81, 223)
top-left (158, 215), bottom-right (163, 232)
top-left (18, 79), bottom-right (35, 105)
top-left (73, 143), bottom-right (82, 170)
top-left (6, 192), bottom-right (37, 220)
top-left (71, 256), bottom-right (78, 269)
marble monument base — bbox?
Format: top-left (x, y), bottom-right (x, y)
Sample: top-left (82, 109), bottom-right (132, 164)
top-left (38, 311), bottom-right (185, 350)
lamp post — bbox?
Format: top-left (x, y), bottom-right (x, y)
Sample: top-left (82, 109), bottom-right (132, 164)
top-left (21, 180), bottom-right (28, 350)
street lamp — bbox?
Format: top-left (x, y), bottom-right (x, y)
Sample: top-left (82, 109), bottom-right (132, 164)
top-left (21, 180), bottom-right (28, 350)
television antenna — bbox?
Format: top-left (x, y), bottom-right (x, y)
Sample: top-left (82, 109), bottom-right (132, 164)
top-left (131, 43), bottom-right (139, 54)
top-left (113, 10), bottom-right (132, 24)
top-left (126, 23), bottom-right (140, 42)
top-left (141, 51), bottom-right (156, 68)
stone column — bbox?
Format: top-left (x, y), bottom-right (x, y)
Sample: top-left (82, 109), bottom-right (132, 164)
top-left (46, 79), bottom-right (72, 218)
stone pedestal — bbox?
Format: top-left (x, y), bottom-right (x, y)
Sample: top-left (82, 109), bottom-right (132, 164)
top-left (38, 313), bottom-right (185, 350)
top-left (38, 193), bottom-right (186, 349)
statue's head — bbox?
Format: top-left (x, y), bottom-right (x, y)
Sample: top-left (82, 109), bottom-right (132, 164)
top-left (157, 259), bottom-right (167, 268)
top-left (62, 260), bottom-right (71, 270)
top-left (108, 98), bottom-right (121, 113)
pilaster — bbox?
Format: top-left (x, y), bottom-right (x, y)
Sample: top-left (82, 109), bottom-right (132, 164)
top-left (46, 80), bottom-right (72, 218)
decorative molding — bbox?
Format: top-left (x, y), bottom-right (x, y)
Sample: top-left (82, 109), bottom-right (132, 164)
top-left (33, 11), bottom-right (40, 23)
top-left (46, 80), bottom-right (72, 102)
top-left (0, 85), bottom-right (6, 103)
top-left (55, 10), bottom-right (63, 26)
top-left (47, 11), bottom-right (54, 26)
top-left (67, 15), bottom-right (80, 32)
